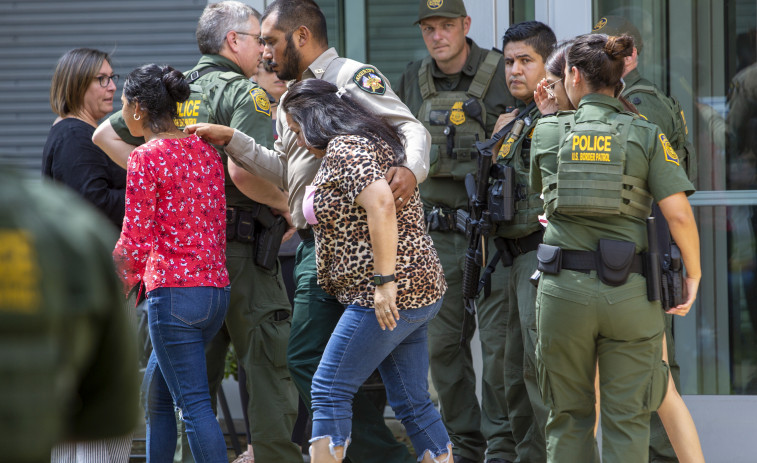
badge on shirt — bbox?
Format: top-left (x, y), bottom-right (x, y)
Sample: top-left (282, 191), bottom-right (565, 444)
top-left (450, 101), bottom-right (465, 125)
top-left (353, 67), bottom-right (386, 95)
top-left (660, 133), bottom-right (679, 166)
top-left (250, 88), bottom-right (271, 116)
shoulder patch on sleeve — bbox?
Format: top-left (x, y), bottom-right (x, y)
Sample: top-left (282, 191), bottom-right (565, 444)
top-left (660, 133), bottom-right (679, 165)
top-left (249, 88), bottom-right (271, 116)
top-left (352, 67), bottom-right (386, 95)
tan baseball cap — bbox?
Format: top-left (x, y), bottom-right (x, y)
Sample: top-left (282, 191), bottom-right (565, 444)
top-left (415, 0), bottom-right (467, 25)
top-left (591, 15), bottom-right (643, 53)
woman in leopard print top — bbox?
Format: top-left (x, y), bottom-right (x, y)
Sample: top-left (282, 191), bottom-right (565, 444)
top-left (282, 79), bottom-right (450, 463)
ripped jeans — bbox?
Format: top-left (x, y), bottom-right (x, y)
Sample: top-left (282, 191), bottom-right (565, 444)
top-left (310, 298), bottom-right (451, 461)
top-left (142, 286), bottom-right (230, 463)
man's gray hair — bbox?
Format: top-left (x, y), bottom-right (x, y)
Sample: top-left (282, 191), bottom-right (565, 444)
top-left (196, 1), bottom-right (261, 55)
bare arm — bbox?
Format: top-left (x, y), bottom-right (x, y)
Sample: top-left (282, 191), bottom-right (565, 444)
top-left (355, 178), bottom-right (399, 331)
top-left (92, 119), bottom-right (135, 169)
top-left (658, 192), bottom-right (701, 316)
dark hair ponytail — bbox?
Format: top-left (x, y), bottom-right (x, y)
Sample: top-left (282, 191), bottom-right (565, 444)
top-left (123, 64), bottom-right (189, 133)
top-left (566, 33), bottom-right (633, 91)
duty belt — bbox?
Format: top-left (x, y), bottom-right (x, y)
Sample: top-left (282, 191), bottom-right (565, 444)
top-left (226, 206), bottom-right (255, 243)
top-left (561, 249), bottom-right (645, 275)
top-left (425, 206), bottom-right (460, 232)
top-left (496, 228), bottom-right (544, 261)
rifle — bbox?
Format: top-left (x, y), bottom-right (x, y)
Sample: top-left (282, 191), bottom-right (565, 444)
top-left (456, 104), bottom-right (534, 319)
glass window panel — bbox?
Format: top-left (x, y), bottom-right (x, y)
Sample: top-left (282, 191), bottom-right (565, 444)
top-left (510, 0), bottom-right (535, 24)
top-left (365, 0), bottom-right (426, 85)
top-left (317, 0), bottom-right (343, 54)
top-left (591, 0), bottom-right (668, 91)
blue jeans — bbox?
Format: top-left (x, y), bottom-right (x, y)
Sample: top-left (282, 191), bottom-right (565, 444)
top-left (142, 286), bottom-right (230, 463)
top-left (310, 298), bottom-right (451, 461)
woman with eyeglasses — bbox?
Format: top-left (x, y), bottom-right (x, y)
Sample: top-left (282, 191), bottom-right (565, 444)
top-left (43, 48), bottom-right (126, 230)
top-left (529, 34), bottom-right (701, 461)
top-left (43, 48), bottom-right (136, 463)
top-left (532, 37), bottom-right (705, 463)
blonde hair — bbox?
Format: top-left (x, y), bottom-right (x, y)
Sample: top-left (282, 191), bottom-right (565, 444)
top-left (49, 48), bottom-right (110, 117)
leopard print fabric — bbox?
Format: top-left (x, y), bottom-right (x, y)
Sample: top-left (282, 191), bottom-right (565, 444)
top-left (310, 134), bottom-right (446, 309)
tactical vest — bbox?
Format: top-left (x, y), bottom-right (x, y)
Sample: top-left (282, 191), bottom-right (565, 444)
top-left (624, 81), bottom-right (697, 183)
top-left (542, 112), bottom-right (654, 220)
top-left (417, 50), bottom-right (500, 180)
top-left (177, 66), bottom-right (270, 212)
top-left (494, 107), bottom-right (544, 238)
top-left (173, 66), bottom-right (247, 129)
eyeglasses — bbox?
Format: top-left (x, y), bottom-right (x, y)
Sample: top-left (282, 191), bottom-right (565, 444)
top-left (235, 31), bottom-right (265, 46)
top-left (544, 79), bottom-right (561, 98)
top-left (96, 74), bottom-right (119, 87)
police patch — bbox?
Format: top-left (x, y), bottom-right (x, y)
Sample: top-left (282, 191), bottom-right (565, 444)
top-left (660, 133), bottom-right (679, 165)
top-left (498, 141), bottom-right (513, 159)
top-left (250, 88), bottom-right (271, 116)
top-left (353, 67), bottom-right (386, 95)
top-left (427, 0), bottom-right (443, 9)
top-left (593, 17), bottom-right (607, 32)
top-left (450, 101), bottom-right (465, 125)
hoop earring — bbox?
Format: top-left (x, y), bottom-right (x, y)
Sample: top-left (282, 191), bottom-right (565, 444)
top-left (133, 113), bottom-right (141, 121)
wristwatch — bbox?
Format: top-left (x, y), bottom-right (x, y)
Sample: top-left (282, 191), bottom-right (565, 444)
top-left (373, 273), bottom-right (395, 286)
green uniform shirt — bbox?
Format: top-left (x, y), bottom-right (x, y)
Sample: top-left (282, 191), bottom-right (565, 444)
top-left (0, 173), bottom-right (138, 462)
top-left (530, 94), bottom-right (695, 252)
top-left (623, 69), bottom-right (676, 142)
top-left (396, 38), bottom-right (516, 209)
top-left (109, 54), bottom-right (273, 208)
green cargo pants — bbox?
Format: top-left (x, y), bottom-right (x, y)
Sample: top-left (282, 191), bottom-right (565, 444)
top-left (287, 237), bottom-right (414, 463)
top-left (503, 250), bottom-right (548, 462)
top-left (536, 271), bottom-right (668, 463)
top-left (176, 240), bottom-right (302, 463)
top-left (428, 231), bottom-right (516, 463)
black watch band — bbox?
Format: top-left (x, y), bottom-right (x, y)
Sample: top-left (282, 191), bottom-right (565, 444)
top-left (373, 273), bottom-right (395, 286)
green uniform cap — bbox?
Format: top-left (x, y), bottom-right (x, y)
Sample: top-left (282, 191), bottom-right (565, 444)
top-left (591, 15), bottom-right (643, 53)
top-left (415, 0), bottom-right (467, 24)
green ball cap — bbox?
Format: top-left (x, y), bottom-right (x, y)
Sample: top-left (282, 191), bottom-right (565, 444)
top-left (591, 15), bottom-right (643, 53)
top-left (415, 0), bottom-right (467, 25)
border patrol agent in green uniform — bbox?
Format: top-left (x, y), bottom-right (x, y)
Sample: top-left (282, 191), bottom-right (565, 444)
top-left (592, 16), bottom-right (697, 462)
top-left (0, 171), bottom-right (139, 463)
top-left (491, 21), bottom-right (556, 463)
top-left (94, 4), bottom-right (301, 462)
top-left (530, 33), bottom-right (699, 462)
top-left (395, 2), bottom-right (517, 462)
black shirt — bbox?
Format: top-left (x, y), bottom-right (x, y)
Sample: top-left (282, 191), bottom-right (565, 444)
top-left (42, 118), bottom-right (126, 229)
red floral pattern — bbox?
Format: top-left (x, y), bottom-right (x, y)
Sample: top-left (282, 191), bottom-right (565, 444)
top-left (114, 134), bottom-right (229, 294)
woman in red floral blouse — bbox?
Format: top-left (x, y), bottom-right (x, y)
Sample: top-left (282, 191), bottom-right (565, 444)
top-left (113, 64), bottom-right (230, 463)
